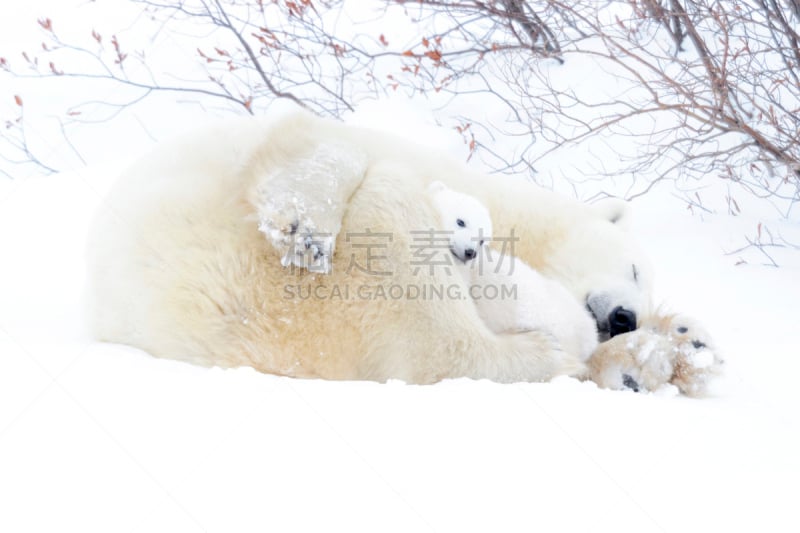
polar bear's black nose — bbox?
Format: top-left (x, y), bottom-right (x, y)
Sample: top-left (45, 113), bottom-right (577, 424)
top-left (463, 248), bottom-right (476, 260)
top-left (608, 306), bottom-right (636, 337)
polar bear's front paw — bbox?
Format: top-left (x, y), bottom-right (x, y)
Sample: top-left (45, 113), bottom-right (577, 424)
top-left (587, 314), bottom-right (722, 397)
top-left (258, 209), bottom-right (335, 274)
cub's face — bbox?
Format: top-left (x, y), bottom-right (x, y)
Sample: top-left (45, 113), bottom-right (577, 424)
top-left (428, 181), bottom-right (493, 263)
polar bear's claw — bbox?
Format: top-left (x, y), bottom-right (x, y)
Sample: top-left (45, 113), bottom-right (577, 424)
top-left (257, 201), bottom-right (336, 273)
top-left (276, 228), bottom-right (333, 273)
top-left (622, 373), bottom-right (640, 392)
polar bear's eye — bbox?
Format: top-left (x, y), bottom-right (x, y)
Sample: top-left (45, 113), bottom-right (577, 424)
top-left (479, 240), bottom-right (485, 246)
top-left (632, 264), bottom-right (639, 283)
top-left (457, 219), bottom-right (466, 228)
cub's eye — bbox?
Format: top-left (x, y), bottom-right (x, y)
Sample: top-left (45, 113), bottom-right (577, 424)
top-left (632, 264), bottom-right (639, 283)
top-left (456, 219), bottom-right (466, 228)
top-left (479, 240), bottom-right (485, 246)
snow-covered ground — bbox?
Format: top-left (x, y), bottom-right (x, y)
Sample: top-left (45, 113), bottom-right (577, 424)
top-left (2, 1), bottom-right (800, 531)
top-left (1, 141), bottom-right (799, 533)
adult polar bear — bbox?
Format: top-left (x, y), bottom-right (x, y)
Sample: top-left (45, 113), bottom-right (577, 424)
top-left (88, 109), bottom-right (653, 384)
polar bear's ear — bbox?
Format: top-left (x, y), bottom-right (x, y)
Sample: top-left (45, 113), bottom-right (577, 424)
top-left (428, 180), bottom-right (447, 194)
top-left (593, 198), bottom-right (631, 229)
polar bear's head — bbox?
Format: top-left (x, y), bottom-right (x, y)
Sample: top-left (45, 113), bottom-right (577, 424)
top-left (428, 181), bottom-right (493, 263)
top-left (543, 198), bottom-right (655, 340)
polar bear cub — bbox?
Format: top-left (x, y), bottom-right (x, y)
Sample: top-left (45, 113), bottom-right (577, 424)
top-left (428, 181), bottom-right (599, 362)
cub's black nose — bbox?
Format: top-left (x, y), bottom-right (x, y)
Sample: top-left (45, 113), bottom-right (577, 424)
top-left (463, 248), bottom-right (476, 260)
top-left (608, 306), bottom-right (636, 337)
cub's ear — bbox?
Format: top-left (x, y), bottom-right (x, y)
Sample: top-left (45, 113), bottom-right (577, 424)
top-left (593, 197), bottom-right (631, 229)
top-left (428, 180), bottom-right (447, 194)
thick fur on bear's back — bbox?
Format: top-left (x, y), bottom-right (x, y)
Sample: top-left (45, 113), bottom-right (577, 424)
top-left (88, 110), bottom-right (650, 383)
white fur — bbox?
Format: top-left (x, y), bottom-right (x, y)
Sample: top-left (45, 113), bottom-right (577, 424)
top-left (588, 313), bottom-right (722, 396)
top-left (87, 110), bottom-right (654, 384)
top-left (468, 259), bottom-right (599, 362)
top-left (429, 182), bottom-right (598, 361)
top-left (428, 180), bottom-right (493, 262)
